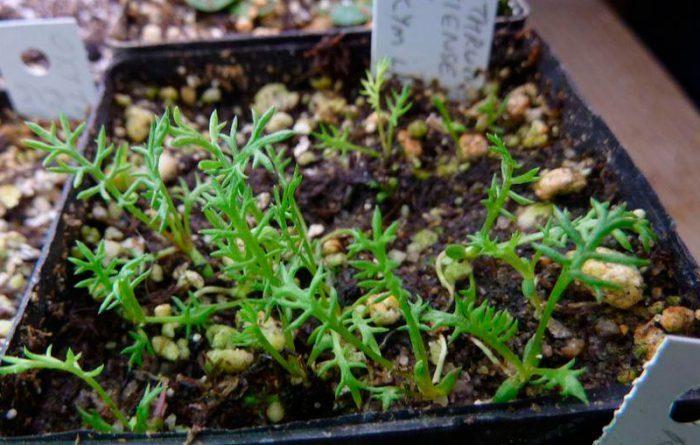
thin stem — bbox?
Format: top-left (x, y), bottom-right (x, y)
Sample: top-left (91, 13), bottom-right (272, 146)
top-left (291, 202), bottom-right (317, 272)
top-left (500, 251), bottom-right (543, 311)
top-left (480, 168), bottom-right (512, 236)
top-left (397, 292), bottom-right (429, 368)
top-left (229, 208), bottom-right (276, 282)
top-left (81, 374), bottom-right (129, 428)
top-left (526, 269), bottom-right (573, 367)
top-left (377, 113), bottom-right (389, 158)
top-left (386, 120), bottom-right (397, 159)
top-left (483, 334), bottom-right (527, 377)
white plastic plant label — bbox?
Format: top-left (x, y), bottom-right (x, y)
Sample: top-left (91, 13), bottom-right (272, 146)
top-left (372, 0), bottom-right (499, 99)
top-left (0, 18), bottom-right (95, 120)
top-left (597, 335), bottom-right (700, 444)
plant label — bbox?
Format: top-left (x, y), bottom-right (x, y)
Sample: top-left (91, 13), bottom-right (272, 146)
top-left (0, 18), bottom-right (95, 120)
top-left (596, 335), bottom-right (700, 444)
top-left (372, 0), bottom-right (498, 99)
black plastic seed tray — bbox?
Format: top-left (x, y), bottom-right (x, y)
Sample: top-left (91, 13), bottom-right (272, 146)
top-left (1, 29), bottom-right (699, 444)
top-left (106, 0), bottom-right (529, 56)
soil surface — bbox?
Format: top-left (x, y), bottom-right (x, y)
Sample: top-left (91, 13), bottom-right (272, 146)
top-left (0, 33), bottom-right (696, 437)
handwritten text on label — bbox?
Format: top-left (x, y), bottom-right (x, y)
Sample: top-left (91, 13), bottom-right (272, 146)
top-left (372, 0), bottom-right (498, 99)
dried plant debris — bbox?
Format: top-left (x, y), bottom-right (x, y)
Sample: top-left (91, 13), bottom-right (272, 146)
top-left (0, 107), bottom-right (66, 348)
top-left (0, 55), bottom-right (694, 436)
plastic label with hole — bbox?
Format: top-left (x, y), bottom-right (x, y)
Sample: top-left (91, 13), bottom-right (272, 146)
top-left (372, 0), bottom-right (498, 99)
top-left (596, 336), bottom-right (700, 444)
top-left (0, 18), bottom-right (95, 120)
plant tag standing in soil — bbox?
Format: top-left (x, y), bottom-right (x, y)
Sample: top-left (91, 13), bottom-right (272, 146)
top-left (0, 18), bottom-right (95, 120)
top-left (596, 336), bottom-right (700, 444)
top-left (372, 0), bottom-right (498, 99)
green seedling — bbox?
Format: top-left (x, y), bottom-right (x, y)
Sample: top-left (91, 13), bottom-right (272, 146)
top-left (433, 96), bottom-right (467, 149)
top-left (432, 137), bottom-right (655, 403)
top-left (313, 124), bottom-right (379, 158)
top-left (361, 58), bottom-right (413, 159)
top-left (347, 208), bottom-right (459, 399)
top-left (0, 346), bottom-right (164, 433)
top-left (25, 114), bottom-right (212, 276)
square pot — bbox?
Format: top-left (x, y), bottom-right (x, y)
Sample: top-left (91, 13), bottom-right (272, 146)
top-left (1, 29), bottom-right (697, 444)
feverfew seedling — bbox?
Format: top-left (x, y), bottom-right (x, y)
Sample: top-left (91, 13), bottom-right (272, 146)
top-left (433, 134), bottom-right (656, 403)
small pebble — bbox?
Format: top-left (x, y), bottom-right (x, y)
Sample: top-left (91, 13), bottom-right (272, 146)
top-left (634, 321), bottom-right (665, 360)
top-left (0, 319), bottom-right (12, 337)
top-left (594, 318), bottom-right (620, 337)
top-left (533, 167), bottom-right (587, 201)
top-left (266, 400), bottom-right (285, 423)
top-left (296, 151), bottom-right (317, 166)
top-left (158, 152), bottom-right (179, 183)
top-left (559, 338), bottom-right (585, 358)
top-left (0, 185), bottom-right (21, 210)
top-left (293, 119), bottom-right (313, 135)
top-left (141, 24), bottom-right (162, 43)
top-left (201, 87), bottom-right (222, 104)
top-left (660, 306), bottom-right (695, 333)
top-left (151, 264), bottom-right (164, 283)
top-left (104, 227), bottom-right (124, 241)
top-left (458, 133), bottom-right (488, 161)
top-left (323, 253), bottom-right (347, 267)
top-left (547, 318), bottom-right (572, 339)
top-left (398, 129), bottom-right (423, 158)
top-left (308, 224), bottom-right (325, 238)
top-left (407, 120), bottom-right (428, 139)
top-left (322, 238), bottom-right (343, 255)
top-left (103, 240), bottom-right (122, 259)
top-left (159, 87), bottom-right (179, 103)
top-left (266, 112), bottom-right (294, 132)
top-left (180, 86), bottom-right (197, 106)
top-left (125, 106), bottom-right (154, 143)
